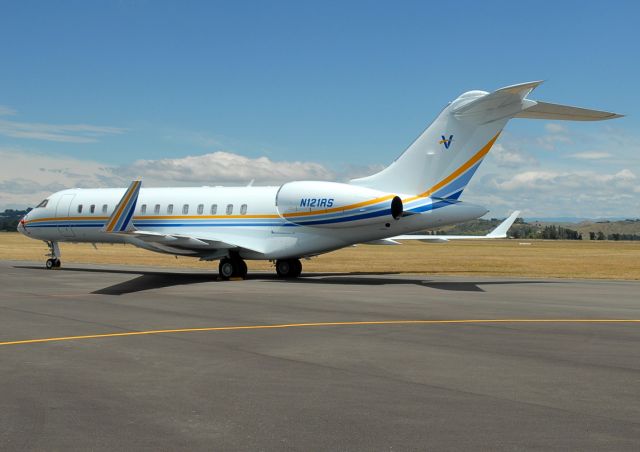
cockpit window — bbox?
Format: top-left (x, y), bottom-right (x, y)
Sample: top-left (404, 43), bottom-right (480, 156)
top-left (35, 199), bottom-right (49, 208)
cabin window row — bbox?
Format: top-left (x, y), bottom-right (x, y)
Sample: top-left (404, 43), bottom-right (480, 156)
top-left (76, 203), bottom-right (248, 215)
top-left (142, 203), bottom-right (248, 215)
top-left (77, 204), bottom-right (108, 214)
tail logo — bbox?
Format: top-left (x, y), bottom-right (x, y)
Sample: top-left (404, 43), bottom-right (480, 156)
top-left (439, 134), bottom-right (454, 149)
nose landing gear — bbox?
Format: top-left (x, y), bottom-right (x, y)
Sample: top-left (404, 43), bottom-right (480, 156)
top-left (45, 241), bottom-right (61, 269)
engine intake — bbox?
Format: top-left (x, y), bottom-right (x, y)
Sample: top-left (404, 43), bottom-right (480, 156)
top-left (390, 195), bottom-right (403, 220)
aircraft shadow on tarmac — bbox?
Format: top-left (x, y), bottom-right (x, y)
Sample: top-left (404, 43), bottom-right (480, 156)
top-left (15, 265), bottom-right (557, 296)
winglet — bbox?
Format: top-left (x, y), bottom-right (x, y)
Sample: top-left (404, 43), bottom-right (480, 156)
top-left (103, 180), bottom-right (141, 233)
top-left (486, 210), bottom-right (520, 238)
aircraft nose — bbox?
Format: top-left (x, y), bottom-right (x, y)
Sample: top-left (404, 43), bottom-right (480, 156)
top-left (17, 216), bottom-right (27, 235)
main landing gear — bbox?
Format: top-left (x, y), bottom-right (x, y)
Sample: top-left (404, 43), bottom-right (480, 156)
top-left (217, 256), bottom-right (303, 280)
top-left (218, 255), bottom-right (248, 280)
top-left (275, 258), bottom-right (302, 279)
top-left (45, 241), bottom-right (61, 269)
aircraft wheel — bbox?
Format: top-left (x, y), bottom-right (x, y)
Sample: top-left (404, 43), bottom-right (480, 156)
top-left (235, 259), bottom-right (248, 279)
top-left (54, 259), bottom-right (61, 268)
top-left (276, 258), bottom-right (302, 278)
top-left (46, 258), bottom-right (55, 270)
top-left (218, 258), bottom-right (235, 280)
top-left (291, 259), bottom-right (302, 277)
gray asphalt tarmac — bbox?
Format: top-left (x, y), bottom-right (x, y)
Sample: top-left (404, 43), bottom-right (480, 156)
top-left (1, 260), bottom-right (639, 451)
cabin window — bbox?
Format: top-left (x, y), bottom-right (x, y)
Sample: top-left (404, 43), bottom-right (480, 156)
top-left (35, 199), bottom-right (48, 208)
top-left (140, 204), bottom-right (147, 214)
top-left (154, 204), bottom-right (160, 214)
top-left (226, 204), bottom-right (233, 215)
top-left (182, 204), bottom-right (189, 214)
top-left (167, 204), bottom-right (174, 214)
top-left (90, 204), bottom-right (96, 214)
top-left (210, 204), bottom-right (217, 215)
top-left (240, 204), bottom-right (247, 215)
top-left (102, 204), bottom-right (108, 214)
top-left (77, 204), bottom-right (83, 214)
top-left (197, 204), bottom-right (204, 215)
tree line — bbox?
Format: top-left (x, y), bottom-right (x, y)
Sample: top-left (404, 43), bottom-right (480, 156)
top-left (0, 209), bottom-right (31, 231)
top-left (589, 231), bottom-right (640, 241)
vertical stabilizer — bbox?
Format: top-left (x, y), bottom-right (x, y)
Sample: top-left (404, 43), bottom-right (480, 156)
top-left (350, 81), bottom-right (621, 198)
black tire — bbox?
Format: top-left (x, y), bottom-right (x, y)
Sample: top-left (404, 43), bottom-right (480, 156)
top-left (235, 260), bottom-right (248, 279)
top-left (218, 258), bottom-right (235, 280)
top-left (276, 259), bottom-right (302, 278)
top-left (275, 259), bottom-right (291, 278)
top-left (45, 258), bottom-right (55, 270)
top-left (54, 259), bottom-right (61, 268)
top-left (291, 259), bottom-right (302, 277)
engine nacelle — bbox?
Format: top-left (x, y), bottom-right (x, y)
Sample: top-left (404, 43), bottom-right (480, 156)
top-left (276, 181), bottom-right (403, 228)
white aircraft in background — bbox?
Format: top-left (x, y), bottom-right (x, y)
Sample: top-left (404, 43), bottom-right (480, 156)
top-left (18, 81), bottom-right (621, 278)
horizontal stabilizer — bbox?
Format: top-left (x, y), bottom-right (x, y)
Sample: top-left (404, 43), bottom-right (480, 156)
top-left (392, 211), bottom-right (520, 242)
top-left (452, 81), bottom-right (542, 124)
top-left (516, 101), bottom-right (623, 121)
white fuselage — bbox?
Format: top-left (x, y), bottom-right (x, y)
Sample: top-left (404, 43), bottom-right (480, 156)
top-left (19, 185), bottom-right (487, 260)
top-left (17, 81), bottom-right (621, 270)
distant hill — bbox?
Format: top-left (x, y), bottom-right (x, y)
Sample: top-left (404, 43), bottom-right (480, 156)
top-left (556, 219), bottom-right (640, 239)
top-left (524, 217), bottom-right (628, 223)
top-left (425, 216), bottom-right (640, 240)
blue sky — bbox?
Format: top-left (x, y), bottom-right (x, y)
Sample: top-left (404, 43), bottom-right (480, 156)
top-left (0, 0), bottom-right (638, 218)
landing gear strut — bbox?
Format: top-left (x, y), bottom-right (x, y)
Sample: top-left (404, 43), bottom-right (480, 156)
top-left (218, 255), bottom-right (248, 280)
top-left (275, 258), bottom-right (302, 278)
top-left (45, 241), bottom-right (61, 269)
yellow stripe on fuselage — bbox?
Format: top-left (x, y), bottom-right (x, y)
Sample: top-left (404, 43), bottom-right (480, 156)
top-left (26, 216), bottom-right (110, 223)
top-left (24, 214), bottom-right (282, 225)
top-left (403, 132), bottom-right (501, 203)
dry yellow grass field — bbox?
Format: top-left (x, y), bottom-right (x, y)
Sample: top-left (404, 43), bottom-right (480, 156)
top-left (1, 232), bottom-right (639, 280)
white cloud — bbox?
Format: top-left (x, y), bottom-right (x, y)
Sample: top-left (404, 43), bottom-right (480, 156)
top-left (341, 163), bottom-right (386, 181)
top-left (492, 169), bottom-right (636, 192)
top-left (544, 123), bottom-right (568, 134)
top-left (123, 151), bottom-right (334, 185)
top-left (537, 132), bottom-right (572, 150)
top-left (462, 167), bottom-right (640, 218)
top-left (569, 151), bottom-right (612, 160)
top-left (533, 122), bottom-right (573, 151)
top-left (0, 105), bottom-right (17, 116)
top-left (0, 148), bottom-right (335, 209)
top-left (489, 143), bottom-right (537, 168)
top-left (0, 119), bottom-right (126, 143)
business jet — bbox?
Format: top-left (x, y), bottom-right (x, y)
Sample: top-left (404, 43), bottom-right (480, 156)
top-left (17, 81), bottom-right (621, 278)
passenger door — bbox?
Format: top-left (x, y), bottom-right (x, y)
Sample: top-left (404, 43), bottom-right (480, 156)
top-left (55, 194), bottom-right (76, 238)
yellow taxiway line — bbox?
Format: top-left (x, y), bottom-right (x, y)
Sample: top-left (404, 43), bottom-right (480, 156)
top-left (0, 319), bottom-right (638, 348)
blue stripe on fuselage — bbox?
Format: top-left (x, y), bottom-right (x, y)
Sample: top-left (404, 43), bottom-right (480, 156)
top-left (26, 199), bottom-right (454, 229)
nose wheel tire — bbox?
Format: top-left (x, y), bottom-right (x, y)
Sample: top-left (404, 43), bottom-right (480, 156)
top-left (218, 257), bottom-right (248, 280)
top-left (275, 258), bottom-right (302, 278)
top-left (45, 258), bottom-right (61, 269)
